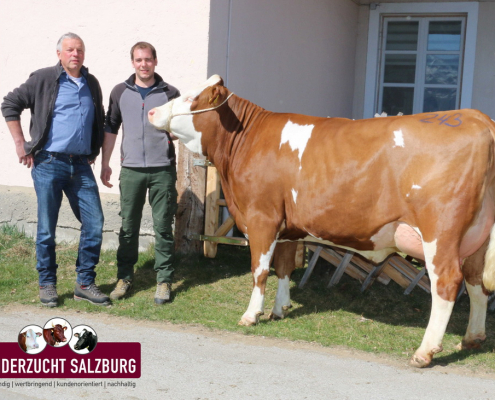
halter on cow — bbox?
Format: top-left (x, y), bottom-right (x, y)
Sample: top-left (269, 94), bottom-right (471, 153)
top-left (149, 75), bottom-right (495, 367)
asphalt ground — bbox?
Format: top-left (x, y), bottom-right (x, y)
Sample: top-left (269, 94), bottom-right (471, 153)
top-left (1, 304), bottom-right (495, 400)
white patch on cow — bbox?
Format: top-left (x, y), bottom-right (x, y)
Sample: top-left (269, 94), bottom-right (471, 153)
top-left (291, 189), bottom-right (298, 204)
top-left (279, 120), bottom-right (314, 170)
top-left (393, 129), bottom-right (405, 148)
top-left (25, 329), bottom-right (39, 350)
top-left (415, 238), bottom-right (455, 359)
top-left (254, 240), bottom-right (277, 284)
top-left (406, 184), bottom-right (421, 198)
top-left (148, 76), bottom-right (224, 156)
top-left (175, 115), bottom-right (204, 155)
top-left (272, 276), bottom-right (291, 318)
top-left (370, 223), bottom-right (396, 250)
top-left (242, 240), bottom-right (277, 324)
top-left (242, 286), bottom-right (264, 324)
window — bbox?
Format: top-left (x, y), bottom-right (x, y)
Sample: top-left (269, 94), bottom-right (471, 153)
top-left (379, 18), bottom-right (464, 115)
top-left (363, 2), bottom-right (478, 119)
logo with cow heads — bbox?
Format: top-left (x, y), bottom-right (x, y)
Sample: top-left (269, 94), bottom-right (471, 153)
top-left (17, 325), bottom-right (46, 354)
top-left (70, 325), bottom-right (98, 354)
top-left (43, 318), bottom-right (72, 347)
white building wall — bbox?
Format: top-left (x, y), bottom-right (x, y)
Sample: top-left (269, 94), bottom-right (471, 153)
top-left (0, 0), bottom-right (210, 193)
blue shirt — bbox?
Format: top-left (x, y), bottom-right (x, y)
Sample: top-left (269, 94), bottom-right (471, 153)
top-left (136, 82), bottom-right (157, 99)
top-left (44, 72), bottom-right (94, 155)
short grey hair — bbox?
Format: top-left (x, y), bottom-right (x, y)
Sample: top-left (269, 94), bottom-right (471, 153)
top-left (56, 32), bottom-right (85, 52)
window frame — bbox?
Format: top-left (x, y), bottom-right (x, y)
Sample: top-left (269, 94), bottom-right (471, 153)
top-left (363, 2), bottom-right (478, 119)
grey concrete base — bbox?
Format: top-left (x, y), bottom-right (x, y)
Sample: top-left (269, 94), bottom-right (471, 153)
top-left (0, 185), bottom-right (155, 251)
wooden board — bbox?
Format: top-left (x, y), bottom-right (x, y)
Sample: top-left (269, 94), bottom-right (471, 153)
top-left (305, 245), bottom-right (390, 285)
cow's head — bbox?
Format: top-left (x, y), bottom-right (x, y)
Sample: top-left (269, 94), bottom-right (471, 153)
top-left (73, 329), bottom-right (96, 350)
top-left (148, 74), bottom-right (229, 155)
top-left (21, 329), bottom-right (42, 350)
top-left (51, 323), bottom-right (68, 344)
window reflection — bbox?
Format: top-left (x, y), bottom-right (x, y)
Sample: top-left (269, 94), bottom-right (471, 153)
top-left (425, 55), bottom-right (459, 85)
top-left (423, 88), bottom-right (457, 112)
top-left (427, 21), bottom-right (461, 51)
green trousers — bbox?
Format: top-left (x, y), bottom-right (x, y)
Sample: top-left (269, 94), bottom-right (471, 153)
top-left (117, 166), bottom-right (178, 283)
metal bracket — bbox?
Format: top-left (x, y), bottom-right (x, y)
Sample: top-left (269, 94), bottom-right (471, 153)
top-left (193, 159), bottom-right (214, 168)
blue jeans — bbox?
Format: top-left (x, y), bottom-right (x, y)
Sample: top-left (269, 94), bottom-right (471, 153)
top-left (31, 150), bottom-right (104, 286)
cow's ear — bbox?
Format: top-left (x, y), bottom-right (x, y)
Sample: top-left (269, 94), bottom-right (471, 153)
top-left (74, 333), bottom-right (80, 338)
top-left (208, 86), bottom-right (228, 106)
top-left (36, 332), bottom-right (42, 337)
top-left (21, 332), bottom-right (26, 337)
top-left (63, 326), bottom-right (67, 331)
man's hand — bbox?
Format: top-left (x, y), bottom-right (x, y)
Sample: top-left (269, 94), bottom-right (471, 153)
top-left (101, 165), bottom-right (113, 188)
top-left (15, 142), bottom-right (33, 168)
top-left (7, 120), bottom-right (33, 168)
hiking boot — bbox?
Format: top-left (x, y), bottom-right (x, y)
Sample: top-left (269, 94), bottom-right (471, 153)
top-left (39, 284), bottom-right (58, 307)
top-left (154, 282), bottom-right (172, 304)
top-left (110, 279), bottom-right (133, 300)
top-left (74, 283), bottom-right (110, 306)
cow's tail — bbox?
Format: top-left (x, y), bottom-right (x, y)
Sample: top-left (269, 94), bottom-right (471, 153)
top-left (482, 116), bottom-right (495, 291)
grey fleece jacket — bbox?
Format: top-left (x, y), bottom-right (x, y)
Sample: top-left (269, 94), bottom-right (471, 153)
top-left (105, 73), bottom-right (180, 168)
top-left (1, 63), bottom-right (105, 159)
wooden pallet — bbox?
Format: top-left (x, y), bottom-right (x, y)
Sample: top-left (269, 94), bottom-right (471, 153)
top-left (301, 244), bottom-right (430, 294)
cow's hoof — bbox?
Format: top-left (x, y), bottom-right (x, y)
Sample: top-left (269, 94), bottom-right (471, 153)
top-left (268, 304), bottom-right (292, 321)
top-left (409, 354), bottom-right (431, 368)
top-left (238, 312), bottom-right (262, 326)
top-left (268, 312), bottom-right (282, 321)
top-left (238, 319), bottom-right (256, 326)
top-left (457, 337), bottom-right (485, 351)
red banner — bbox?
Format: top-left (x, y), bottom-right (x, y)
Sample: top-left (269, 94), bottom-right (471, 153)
top-left (0, 342), bottom-right (140, 378)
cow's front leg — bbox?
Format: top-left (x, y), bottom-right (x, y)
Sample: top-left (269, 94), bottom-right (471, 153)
top-left (269, 242), bottom-right (299, 320)
top-left (410, 239), bottom-right (463, 368)
top-left (239, 236), bottom-right (278, 326)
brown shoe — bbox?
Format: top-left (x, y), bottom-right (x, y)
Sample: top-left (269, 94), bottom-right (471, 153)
top-left (110, 279), bottom-right (133, 300)
top-left (154, 282), bottom-right (172, 304)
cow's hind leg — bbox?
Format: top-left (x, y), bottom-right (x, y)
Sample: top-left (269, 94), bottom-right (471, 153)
top-left (268, 241), bottom-right (299, 320)
top-left (410, 236), bottom-right (463, 368)
top-left (459, 237), bottom-right (489, 350)
top-left (239, 229), bottom-right (278, 326)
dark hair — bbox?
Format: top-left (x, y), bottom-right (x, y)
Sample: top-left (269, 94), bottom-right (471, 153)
top-left (130, 42), bottom-right (157, 60)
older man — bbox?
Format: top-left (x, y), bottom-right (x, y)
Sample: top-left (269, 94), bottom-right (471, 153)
top-left (1, 32), bottom-right (110, 307)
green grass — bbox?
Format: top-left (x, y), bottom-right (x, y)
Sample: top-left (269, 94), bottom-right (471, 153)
top-left (1, 224), bottom-right (495, 371)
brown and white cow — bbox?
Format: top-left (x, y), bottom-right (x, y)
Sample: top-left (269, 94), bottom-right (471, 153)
top-left (18, 329), bottom-right (42, 352)
top-left (149, 75), bottom-right (495, 367)
top-left (43, 323), bottom-right (68, 347)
